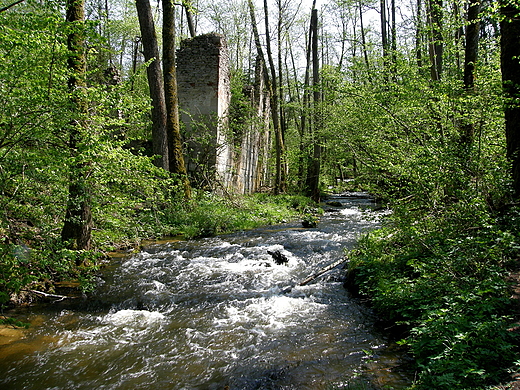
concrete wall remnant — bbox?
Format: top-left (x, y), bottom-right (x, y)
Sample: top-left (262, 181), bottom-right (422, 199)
top-left (230, 57), bottom-right (271, 194)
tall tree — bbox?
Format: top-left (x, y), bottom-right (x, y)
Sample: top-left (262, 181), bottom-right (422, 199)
top-left (277, 0), bottom-right (287, 149)
top-left (307, 8), bottom-right (321, 202)
top-left (359, 0), bottom-right (370, 72)
top-left (182, 0), bottom-right (196, 38)
top-left (61, 0), bottom-right (92, 251)
top-left (500, 0), bottom-right (520, 197)
top-left (415, 0), bottom-right (423, 69)
top-left (247, 0), bottom-right (285, 194)
top-left (460, 0), bottom-right (481, 146)
top-left (263, 0), bottom-right (286, 194)
top-left (380, 0), bottom-right (389, 61)
top-left (463, 0), bottom-right (481, 91)
top-left (427, 0), bottom-right (443, 80)
top-left (390, 0), bottom-right (397, 65)
top-left (135, 0), bottom-right (169, 170)
top-left (162, 0), bottom-right (191, 197)
top-left (298, 0), bottom-right (316, 184)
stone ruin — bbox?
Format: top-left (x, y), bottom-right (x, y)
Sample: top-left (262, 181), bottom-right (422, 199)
top-left (176, 33), bottom-right (270, 193)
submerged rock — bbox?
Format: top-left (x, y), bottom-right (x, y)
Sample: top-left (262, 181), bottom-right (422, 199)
top-left (267, 249), bottom-right (289, 265)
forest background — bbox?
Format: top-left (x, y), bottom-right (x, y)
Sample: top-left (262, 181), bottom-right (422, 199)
top-left (1, 0), bottom-right (520, 388)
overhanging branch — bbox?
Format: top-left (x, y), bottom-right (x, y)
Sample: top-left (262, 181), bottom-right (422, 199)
top-left (0, 0), bottom-right (25, 13)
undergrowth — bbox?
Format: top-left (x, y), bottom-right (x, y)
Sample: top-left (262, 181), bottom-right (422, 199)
top-left (164, 191), bottom-right (317, 239)
top-left (347, 198), bottom-right (520, 389)
top-left (0, 191), bottom-right (316, 308)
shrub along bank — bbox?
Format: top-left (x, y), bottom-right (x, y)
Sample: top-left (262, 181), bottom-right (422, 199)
top-left (346, 196), bottom-right (520, 389)
top-left (0, 192), bottom-right (317, 310)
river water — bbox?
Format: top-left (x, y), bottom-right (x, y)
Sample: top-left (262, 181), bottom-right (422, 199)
top-left (0, 194), bottom-right (411, 390)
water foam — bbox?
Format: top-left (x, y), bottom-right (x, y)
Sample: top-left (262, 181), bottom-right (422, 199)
top-left (104, 309), bottom-right (166, 328)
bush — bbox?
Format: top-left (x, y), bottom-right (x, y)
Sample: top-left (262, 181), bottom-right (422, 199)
top-left (347, 198), bottom-right (519, 389)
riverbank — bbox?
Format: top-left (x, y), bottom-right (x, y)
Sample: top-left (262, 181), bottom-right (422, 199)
top-left (346, 197), bottom-right (520, 389)
top-left (0, 192), bottom-right (318, 309)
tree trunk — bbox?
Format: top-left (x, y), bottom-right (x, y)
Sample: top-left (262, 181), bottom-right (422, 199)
top-left (182, 0), bottom-right (196, 38)
top-left (263, 0), bottom-right (286, 194)
top-left (380, 0), bottom-right (389, 61)
top-left (415, 0), bottom-right (423, 69)
top-left (61, 0), bottom-right (92, 252)
top-left (500, 1), bottom-right (520, 197)
top-left (307, 8), bottom-right (321, 203)
top-left (277, 0), bottom-right (288, 188)
top-left (299, 0), bottom-right (315, 189)
top-left (427, 0), bottom-right (443, 81)
top-left (359, 0), bottom-right (370, 72)
top-left (162, 0), bottom-right (191, 198)
top-left (135, 0), bottom-right (169, 170)
top-left (460, 0), bottom-right (481, 146)
top-left (391, 0), bottom-right (397, 68)
top-left (130, 37), bottom-right (140, 91)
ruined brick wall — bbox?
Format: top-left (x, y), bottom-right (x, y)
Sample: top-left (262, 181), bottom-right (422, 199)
top-left (176, 33), bottom-right (232, 188)
top-left (177, 34), bottom-right (270, 193)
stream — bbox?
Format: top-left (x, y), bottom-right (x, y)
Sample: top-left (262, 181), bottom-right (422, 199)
top-left (0, 193), bottom-right (411, 390)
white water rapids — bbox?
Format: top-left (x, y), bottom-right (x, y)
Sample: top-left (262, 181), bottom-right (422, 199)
top-left (0, 194), bottom-right (410, 389)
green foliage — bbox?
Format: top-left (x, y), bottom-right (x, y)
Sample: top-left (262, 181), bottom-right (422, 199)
top-left (0, 5), bottom-right (517, 390)
top-left (0, 316), bottom-right (30, 329)
top-left (229, 70), bottom-right (254, 149)
top-left (348, 197), bottom-right (519, 389)
top-left (165, 191), bottom-right (316, 239)
top-left (0, 240), bottom-right (102, 305)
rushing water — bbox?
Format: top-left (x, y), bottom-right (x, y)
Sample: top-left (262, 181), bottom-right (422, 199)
top-left (0, 194), bottom-right (411, 390)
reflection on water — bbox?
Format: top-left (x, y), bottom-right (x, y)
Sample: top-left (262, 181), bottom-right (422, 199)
top-left (0, 194), bottom-right (411, 389)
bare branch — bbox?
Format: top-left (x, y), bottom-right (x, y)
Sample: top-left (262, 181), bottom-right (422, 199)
top-left (24, 289), bottom-right (78, 302)
top-left (0, 0), bottom-right (25, 13)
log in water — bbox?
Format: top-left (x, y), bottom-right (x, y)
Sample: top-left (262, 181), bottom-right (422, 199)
top-left (0, 194), bottom-right (411, 389)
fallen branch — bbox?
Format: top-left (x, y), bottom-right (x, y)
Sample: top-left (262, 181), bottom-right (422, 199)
top-left (23, 289), bottom-right (77, 302)
top-left (282, 256), bottom-right (349, 294)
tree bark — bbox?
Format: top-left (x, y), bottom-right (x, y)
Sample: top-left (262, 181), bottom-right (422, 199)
top-left (500, 1), bottom-right (520, 197)
top-left (263, 0), bottom-right (286, 194)
top-left (380, 0), bottom-right (389, 63)
top-left (427, 0), bottom-right (443, 81)
top-left (162, 0), bottom-right (191, 198)
top-left (61, 0), bottom-right (92, 252)
top-left (135, 0), bottom-right (169, 170)
top-left (298, 0), bottom-right (315, 188)
top-left (391, 0), bottom-right (397, 67)
top-left (307, 8), bottom-right (321, 203)
top-left (460, 0), bottom-right (481, 146)
top-left (359, 0), bottom-right (370, 72)
top-left (415, 0), bottom-right (423, 69)
top-left (182, 0), bottom-right (196, 38)
top-left (277, 0), bottom-right (287, 163)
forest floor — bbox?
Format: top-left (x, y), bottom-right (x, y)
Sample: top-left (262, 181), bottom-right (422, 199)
top-left (499, 262), bottom-right (520, 390)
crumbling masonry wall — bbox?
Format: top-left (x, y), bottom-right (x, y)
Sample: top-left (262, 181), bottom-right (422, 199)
top-left (176, 33), bottom-right (233, 188)
top-left (177, 34), bottom-right (270, 193)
